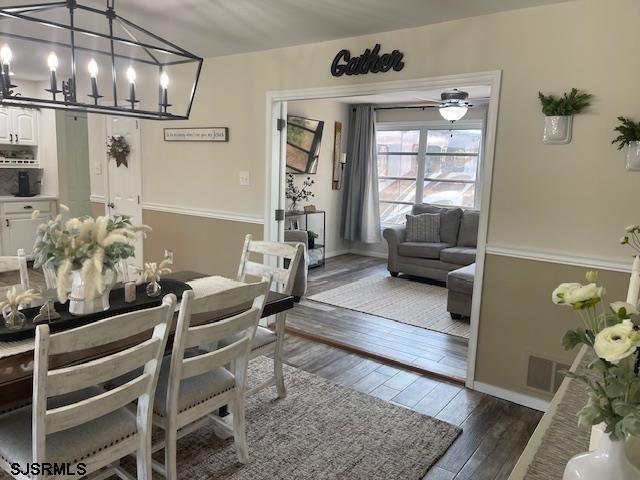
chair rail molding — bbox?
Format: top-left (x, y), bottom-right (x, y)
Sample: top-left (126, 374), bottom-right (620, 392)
top-left (142, 202), bottom-right (264, 225)
top-left (485, 244), bottom-right (632, 273)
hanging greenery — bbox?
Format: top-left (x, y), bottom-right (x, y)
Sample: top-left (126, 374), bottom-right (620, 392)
top-left (612, 116), bottom-right (640, 150)
top-left (538, 88), bottom-right (592, 116)
top-left (107, 135), bottom-right (131, 168)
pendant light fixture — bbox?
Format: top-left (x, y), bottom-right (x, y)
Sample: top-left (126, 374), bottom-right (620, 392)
top-left (0, 0), bottom-right (202, 120)
top-left (438, 89), bottom-right (470, 123)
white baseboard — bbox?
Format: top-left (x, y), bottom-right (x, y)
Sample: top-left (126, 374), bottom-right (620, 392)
top-left (348, 248), bottom-right (388, 259)
top-left (473, 381), bottom-right (550, 412)
top-left (325, 249), bottom-right (350, 259)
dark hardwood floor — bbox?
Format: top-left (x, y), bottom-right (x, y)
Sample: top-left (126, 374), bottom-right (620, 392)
top-left (286, 254), bottom-right (469, 382)
top-left (275, 333), bottom-right (542, 480)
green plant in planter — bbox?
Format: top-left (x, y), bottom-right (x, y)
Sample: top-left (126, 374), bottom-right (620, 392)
top-left (307, 230), bottom-right (318, 249)
top-left (612, 116), bottom-right (640, 150)
top-left (538, 88), bottom-right (592, 116)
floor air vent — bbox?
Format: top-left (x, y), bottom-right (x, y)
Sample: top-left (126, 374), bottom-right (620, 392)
top-left (526, 355), bottom-right (570, 394)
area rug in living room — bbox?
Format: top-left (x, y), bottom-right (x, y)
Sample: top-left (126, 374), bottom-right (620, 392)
top-left (308, 274), bottom-right (471, 338)
top-left (115, 357), bottom-right (460, 480)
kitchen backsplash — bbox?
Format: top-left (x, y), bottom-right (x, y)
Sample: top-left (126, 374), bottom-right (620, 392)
top-left (0, 169), bottom-right (42, 196)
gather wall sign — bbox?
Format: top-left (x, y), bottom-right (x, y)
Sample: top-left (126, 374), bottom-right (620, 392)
top-left (330, 44), bottom-right (405, 77)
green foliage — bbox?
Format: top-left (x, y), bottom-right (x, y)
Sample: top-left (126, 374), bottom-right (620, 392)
top-left (612, 116), bottom-right (640, 150)
top-left (562, 328), bottom-right (594, 350)
top-left (538, 88), bottom-right (592, 116)
top-left (307, 230), bottom-right (319, 241)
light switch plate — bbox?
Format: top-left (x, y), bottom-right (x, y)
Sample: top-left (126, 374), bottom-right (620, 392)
top-left (239, 170), bottom-right (250, 186)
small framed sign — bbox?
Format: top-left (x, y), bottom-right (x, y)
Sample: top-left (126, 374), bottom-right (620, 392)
top-left (164, 127), bottom-right (229, 142)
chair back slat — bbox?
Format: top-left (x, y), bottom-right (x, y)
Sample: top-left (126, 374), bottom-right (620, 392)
top-left (0, 249), bottom-right (30, 294)
top-left (48, 305), bottom-right (171, 356)
top-left (237, 234), bottom-right (303, 295)
top-left (185, 307), bottom-right (260, 349)
top-left (181, 339), bottom-right (250, 380)
top-left (189, 281), bottom-right (271, 315)
top-left (46, 337), bottom-right (161, 397)
top-left (45, 374), bottom-right (150, 434)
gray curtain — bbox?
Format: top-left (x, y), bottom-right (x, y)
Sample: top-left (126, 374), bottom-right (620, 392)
top-left (340, 105), bottom-right (381, 243)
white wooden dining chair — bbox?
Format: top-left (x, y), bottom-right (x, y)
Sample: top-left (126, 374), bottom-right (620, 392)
top-left (151, 279), bottom-right (270, 480)
top-left (0, 294), bottom-right (176, 480)
top-left (0, 248), bottom-right (30, 297)
top-left (232, 234), bottom-right (303, 398)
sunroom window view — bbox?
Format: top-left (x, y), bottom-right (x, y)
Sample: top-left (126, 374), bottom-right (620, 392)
top-left (376, 127), bottom-right (483, 224)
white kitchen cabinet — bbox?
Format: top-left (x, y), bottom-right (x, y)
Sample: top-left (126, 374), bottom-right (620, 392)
top-left (0, 199), bottom-right (55, 256)
top-left (0, 107), bottom-right (38, 145)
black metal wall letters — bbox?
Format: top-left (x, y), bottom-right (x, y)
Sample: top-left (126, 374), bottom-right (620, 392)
top-left (330, 44), bottom-right (405, 77)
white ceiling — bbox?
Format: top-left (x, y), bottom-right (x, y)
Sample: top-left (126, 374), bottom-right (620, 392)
top-left (4, 0), bottom-right (570, 61)
top-left (335, 86), bottom-right (492, 106)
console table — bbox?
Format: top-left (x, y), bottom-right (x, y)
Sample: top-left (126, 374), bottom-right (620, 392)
top-left (285, 209), bottom-right (326, 268)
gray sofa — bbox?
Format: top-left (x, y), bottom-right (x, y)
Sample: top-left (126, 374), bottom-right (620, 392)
top-left (383, 203), bottom-right (479, 282)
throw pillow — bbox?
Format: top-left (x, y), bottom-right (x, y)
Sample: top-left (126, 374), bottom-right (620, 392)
top-left (411, 204), bottom-right (462, 244)
top-left (406, 213), bottom-right (440, 243)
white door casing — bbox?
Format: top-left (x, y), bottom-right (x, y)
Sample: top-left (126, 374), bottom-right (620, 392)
top-left (105, 116), bottom-right (143, 267)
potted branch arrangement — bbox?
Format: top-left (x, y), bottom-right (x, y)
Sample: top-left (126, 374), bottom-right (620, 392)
top-left (0, 287), bottom-right (40, 330)
top-left (137, 259), bottom-right (172, 297)
top-left (539, 88), bottom-right (592, 144)
top-left (552, 226), bottom-right (640, 479)
top-left (32, 205), bottom-right (149, 314)
top-left (285, 173), bottom-right (315, 213)
top-left (612, 116), bottom-right (640, 171)
top-left (307, 230), bottom-right (319, 249)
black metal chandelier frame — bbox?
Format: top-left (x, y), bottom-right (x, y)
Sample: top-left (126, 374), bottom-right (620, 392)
top-left (0, 0), bottom-right (203, 120)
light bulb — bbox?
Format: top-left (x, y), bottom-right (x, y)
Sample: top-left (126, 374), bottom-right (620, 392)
top-left (88, 58), bottom-right (98, 78)
top-left (47, 52), bottom-right (58, 72)
top-left (439, 105), bottom-right (468, 122)
top-left (126, 66), bottom-right (136, 84)
top-left (0, 44), bottom-right (12, 66)
top-left (159, 72), bottom-right (169, 89)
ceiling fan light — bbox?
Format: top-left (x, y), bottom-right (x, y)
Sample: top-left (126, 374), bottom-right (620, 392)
top-left (439, 105), bottom-right (468, 122)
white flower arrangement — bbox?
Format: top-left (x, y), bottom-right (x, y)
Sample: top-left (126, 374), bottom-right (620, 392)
top-left (137, 260), bottom-right (172, 284)
top-left (0, 287), bottom-right (40, 313)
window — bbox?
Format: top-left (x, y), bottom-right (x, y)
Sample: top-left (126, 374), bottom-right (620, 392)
top-left (376, 124), bottom-right (482, 225)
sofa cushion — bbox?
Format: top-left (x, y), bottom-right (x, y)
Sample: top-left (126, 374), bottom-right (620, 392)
top-left (458, 210), bottom-right (480, 247)
top-left (440, 247), bottom-right (477, 265)
top-left (405, 213), bottom-right (440, 242)
top-left (399, 242), bottom-right (455, 259)
top-left (447, 263), bottom-right (476, 296)
top-left (412, 204), bottom-right (462, 244)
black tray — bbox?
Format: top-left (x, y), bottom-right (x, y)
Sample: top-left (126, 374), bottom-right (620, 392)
top-left (0, 279), bottom-right (192, 341)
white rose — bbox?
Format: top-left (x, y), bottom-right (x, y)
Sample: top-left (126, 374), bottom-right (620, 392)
top-left (626, 224), bottom-right (639, 233)
top-left (594, 320), bottom-right (640, 364)
top-left (552, 283), bottom-right (582, 305)
top-left (610, 301), bottom-right (639, 317)
top-left (563, 283), bottom-right (604, 305)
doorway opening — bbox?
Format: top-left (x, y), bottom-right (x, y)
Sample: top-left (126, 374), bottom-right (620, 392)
top-left (265, 72), bottom-right (501, 388)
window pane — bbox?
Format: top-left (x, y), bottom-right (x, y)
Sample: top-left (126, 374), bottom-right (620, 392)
top-left (378, 179), bottom-right (416, 203)
top-left (423, 181), bottom-right (475, 208)
top-left (425, 155), bottom-right (478, 181)
top-left (376, 130), bottom-right (420, 153)
top-left (287, 124), bottom-right (315, 151)
top-left (379, 202), bottom-right (412, 225)
top-left (426, 129), bottom-right (482, 154)
top-left (378, 154), bottom-right (418, 178)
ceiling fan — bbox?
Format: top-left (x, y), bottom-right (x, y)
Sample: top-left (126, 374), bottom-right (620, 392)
top-left (410, 88), bottom-right (489, 122)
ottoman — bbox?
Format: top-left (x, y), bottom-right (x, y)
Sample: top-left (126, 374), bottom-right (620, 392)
top-left (447, 263), bottom-right (476, 319)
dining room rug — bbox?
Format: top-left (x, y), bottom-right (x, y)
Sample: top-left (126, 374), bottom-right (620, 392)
top-left (116, 356), bottom-right (461, 480)
top-left (308, 274), bottom-right (471, 338)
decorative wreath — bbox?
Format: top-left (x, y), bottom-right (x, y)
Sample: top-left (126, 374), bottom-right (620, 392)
top-left (107, 135), bottom-right (131, 168)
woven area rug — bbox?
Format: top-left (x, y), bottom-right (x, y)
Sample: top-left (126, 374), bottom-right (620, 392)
top-left (118, 356), bottom-right (459, 479)
top-left (308, 275), bottom-right (471, 338)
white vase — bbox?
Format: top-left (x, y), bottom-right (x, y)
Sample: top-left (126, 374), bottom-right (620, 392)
top-left (68, 269), bottom-right (115, 315)
top-left (543, 115), bottom-right (573, 144)
top-left (563, 434), bottom-right (640, 480)
top-left (625, 141), bottom-right (640, 171)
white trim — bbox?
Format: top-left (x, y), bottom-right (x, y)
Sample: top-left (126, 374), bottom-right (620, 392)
top-left (474, 381), bottom-right (550, 412)
top-left (89, 194), bottom-right (105, 203)
top-left (486, 244), bottom-right (632, 273)
top-left (264, 69), bottom-right (503, 395)
top-left (348, 248), bottom-right (387, 259)
top-left (325, 249), bottom-right (350, 259)
top-left (376, 119), bottom-right (484, 130)
top-left (142, 202), bottom-right (264, 225)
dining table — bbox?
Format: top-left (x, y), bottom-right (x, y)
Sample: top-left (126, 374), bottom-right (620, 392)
top-left (0, 270), bottom-right (294, 409)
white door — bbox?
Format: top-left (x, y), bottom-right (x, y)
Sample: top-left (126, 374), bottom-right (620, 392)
top-left (268, 100), bottom-right (287, 243)
top-left (2, 214), bottom-right (49, 256)
top-left (12, 108), bottom-right (37, 145)
top-left (105, 116), bottom-right (143, 267)
top-left (0, 108), bottom-right (11, 144)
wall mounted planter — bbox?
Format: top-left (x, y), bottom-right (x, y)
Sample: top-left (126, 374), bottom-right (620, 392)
top-left (625, 141), bottom-right (640, 171)
top-left (543, 115), bottom-right (573, 144)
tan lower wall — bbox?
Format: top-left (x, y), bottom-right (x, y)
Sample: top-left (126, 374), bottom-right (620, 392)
top-left (90, 201), bottom-right (105, 217)
top-left (476, 254), bottom-right (629, 400)
top-left (142, 209), bottom-right (262, 278)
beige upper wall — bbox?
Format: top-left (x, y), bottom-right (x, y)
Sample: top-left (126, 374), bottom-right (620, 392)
top-left (287, 99), bottom-right (350, 256)
top-left (139, 0), bottom-right (640, 263)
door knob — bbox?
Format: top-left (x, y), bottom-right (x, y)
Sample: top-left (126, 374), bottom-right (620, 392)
top-left (107, 202), bottom-right (115, 209)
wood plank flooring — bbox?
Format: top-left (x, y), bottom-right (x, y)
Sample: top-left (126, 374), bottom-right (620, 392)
top-left (274, 334), bottom-right (542, 480)
top-left (287, 254), bottom-right (469, 381)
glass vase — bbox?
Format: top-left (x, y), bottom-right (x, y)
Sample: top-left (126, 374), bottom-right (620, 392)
top-left (2, 308), bottom-right (25, 330)
top-left (146, 280), bottom-right (161, 297)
